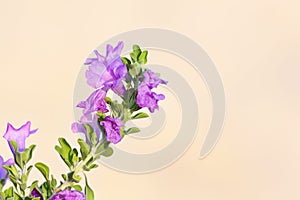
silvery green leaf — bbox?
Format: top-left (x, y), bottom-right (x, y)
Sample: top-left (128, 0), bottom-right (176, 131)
top-left (125, 127), bottom-right (140, 135)
top-left (138, 50), bottom-right (148, 65)
top-left (84, 175), bottom-right (94, 200)
top-left (130, 45), bottom-right (142, 62)
top-left (55, 138), bottom-right (72, 168)
top-left (84, 124), bottom-right (98, 147)
top-left (101, 147), bottom-right (113, 157)
top-left (131, 112), bottom-right (149, 119)
top-left (78, 139), bottom-right (90, 160)
top-left (35, 162), bottom-right (50, 181)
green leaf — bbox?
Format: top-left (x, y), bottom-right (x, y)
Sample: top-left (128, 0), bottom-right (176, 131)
top-left (128, 65), bottom-right (141, 78)
top-left (94, 141), bottom-right (110, 155)
top-left (124, 89), bottom-right (139, 110)
top-left (28, 144), bottom-right (36, 161)
top-left (21, 174), bottom-right (28, 185)
top-left (4, 186), bottom-right (14, 198)
top-left (7, 175), bottom-right (17, 189)
top-left (3, 165), bottom-right (19, 179)
top-left (138, 50), bottom-right (148, 65)
top-left (72, 185), bottom-right (82, 191)
top-left (35, 162), bottom-right (50, 181)
top-left (133, 44), bottom-right (141, 52)
top-left (125, 88), bottom-right (135, 101)
top-left (121, 57), bottom-right (131, 69)
top-left (120, 129), bottom-right (125, 138)
top-left (41, 182), bottom-right (50, 199)
top-left (130, 45), bottom-right (142, 62)
top-left (94, 143), bottom-right (105, 156)
top-left (130, 102), bottom-right (141, 112)
top-left (66, 171), bottom-right (81, 183)
top-left (84, 162), bottom-right (99, 172)
top-left (110, 100), bottom-right (124, 118)
top-left (104, 97), bottom-right (112, 104)
top-left (29, 180), bottom-right (39, 193)
top-left (0, 179), bottom-right (4, 191)
top-left (25, 197), bottom-right (40, 200)
top-left (13, 192), bottom-right (22, 200)
top-left (70, 148), bottom-right (79, 167)
top-left (93, 141), bottom-right (114, 159)
top-left (101, 147), bottom-right (113, 157)
top-left (73, 175), bottom-right (82, 182)
top-left (61, 174), bottom-right (67, 181)
top-left (55, 138), bottom-right (72, 168)
top-left (15, 152), bottom-right (23, 169)
top-left (125, 127), bottom-right (141, 135)
top-left (87, 163), bottom-right (98, 170)
top-left (97, 111), bottom-right (106, 120)
top-left (0, 192), bottom-right (4, 200)
top-left (78, 139), bottom-right (90, 160)
top-left (21, 144), bottom-right (36, 164)
top-left (131, 112), bottom-right (149, 119)
top-left (20, 182), bottom-right (26, 191)
top-left (84, 174), bottom-right (94, 200)
top-left (84, 124), bottom-right (98, 147)
top-left (26, 165), bottom-right (33, 176)
top-left (51, 175), bottom-right (57, 188)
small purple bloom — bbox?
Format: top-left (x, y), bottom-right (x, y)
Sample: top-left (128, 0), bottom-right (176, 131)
top-left (85, 41), bottom-right (127, 96)
top-left (100, 116), bottom-right (124, 144)
top-left (49, 190), bottom-right (85, 200)
top-left (31, 188), bottom-right (43, 200)
top-left (77, 89), bottom-right (108, 115)
top-left (3, 121), bottom-right (38, 153)
top-left (72, 114), bottom-right (101, 145)
top-left (142, 70), bottom-right (167, 89)
top-left (0, 156), bottom-right (14, 181)
top-left (136, 70), bottom-right (167, 112)
top-left (137, 84), bottom-right (165, 113)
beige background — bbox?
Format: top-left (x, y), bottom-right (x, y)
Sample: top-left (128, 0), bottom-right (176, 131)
top-left (1, 0), bottom-right (300, 199)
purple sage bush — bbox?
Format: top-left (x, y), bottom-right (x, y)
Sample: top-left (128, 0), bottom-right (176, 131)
top-left (0, 42), bottom-right (167, 200)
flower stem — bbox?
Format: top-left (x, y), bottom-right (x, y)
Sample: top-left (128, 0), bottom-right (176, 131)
top-left (73, 154), bottom-right (93, 176)
top-left (54, 181), bottom-right (73, 193)
top-left (55, 153), bottom-right (93, 193)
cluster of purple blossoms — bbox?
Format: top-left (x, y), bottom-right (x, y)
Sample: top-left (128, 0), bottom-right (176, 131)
top-left (72, 41), bottom-right (167, 146)
top-left (137, 70), bottom-right (167, 112)
top-left (72, 42), bottom-right (127, 144)
top-left (0, 42), bottom-right (167, 200)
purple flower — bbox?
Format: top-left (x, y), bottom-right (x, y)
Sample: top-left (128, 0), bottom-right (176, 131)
top-left (85, 41), bottom-right (127, 96)
top-left (49, 190), bottom-right (85, 200)
top-left (3, 121), bottom-right (38, 153)
top-left (136, 70), bottom-right (167, 112)
top-left (30, 188), bottom-right (43, 200)
top-left (142, 70), bottom-right (167, 89)
top-left (77, 89), bottom-right (108, 115)
top-left (100, 116), bottom-right (124, 144)
top-left (0, 156), bottom-right (14, 181)
top-left (71, 114), bottom-right (101, 144)
top-left (137, 84), bottom-right (165, 113)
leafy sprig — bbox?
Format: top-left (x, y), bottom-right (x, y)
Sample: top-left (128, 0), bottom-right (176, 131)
top-left (0, 44), bottom-right (166, 200)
